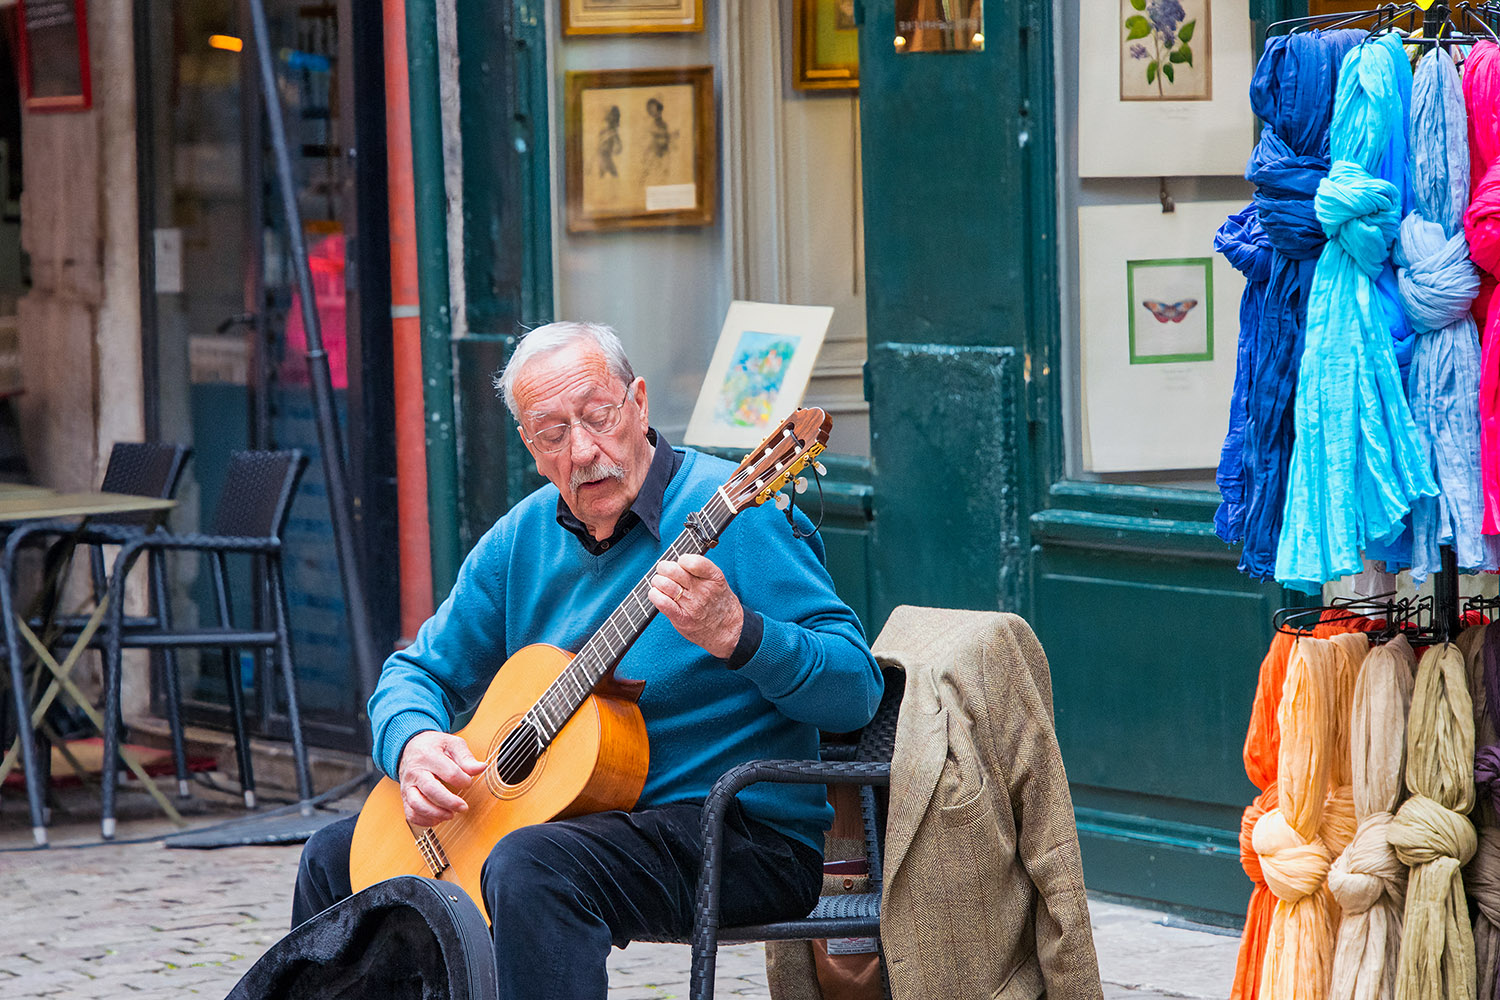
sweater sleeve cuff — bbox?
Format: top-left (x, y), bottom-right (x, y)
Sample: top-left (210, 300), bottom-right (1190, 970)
top-left (377, 711), bottom-right (445, 779)
top-left (731, 614), bottom-right (806, 693)
top-left (727, 610), bottom-right (764, 669)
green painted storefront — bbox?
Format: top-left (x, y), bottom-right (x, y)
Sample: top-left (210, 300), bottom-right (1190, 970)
top-left (415, 0), bottom-right (1312, 920)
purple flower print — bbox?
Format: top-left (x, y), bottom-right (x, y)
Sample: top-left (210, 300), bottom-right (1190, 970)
top-left (1124, 0), bottom-right (1196, 98)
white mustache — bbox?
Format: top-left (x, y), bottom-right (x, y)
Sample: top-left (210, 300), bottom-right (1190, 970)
top-left (570, 459), bottom-right (626, 492)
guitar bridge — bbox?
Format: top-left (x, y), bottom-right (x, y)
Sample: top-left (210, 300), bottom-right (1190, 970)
top-left (415, 828), bottom-right (451, 877)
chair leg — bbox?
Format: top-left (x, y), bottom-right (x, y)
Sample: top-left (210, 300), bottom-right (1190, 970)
top-left (101, 577), bottom-right (126, 840)
top-left (212, 553), bottom-right (256, 809)
top-left (269, 556), bottom-right (313, 810)
top-left (1, 585), bottom-right (46, 845)
top-left (149, 552), bottom-right (190, 798)
top-left (2, 533), bottom-right (47, 843)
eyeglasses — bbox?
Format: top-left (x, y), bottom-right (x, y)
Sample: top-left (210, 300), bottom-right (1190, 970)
top-left (522, 390), bottom-right (631, 454)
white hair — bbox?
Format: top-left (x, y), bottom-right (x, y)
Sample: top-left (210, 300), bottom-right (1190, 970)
top-left (493, 321), bottom-right (636, 418)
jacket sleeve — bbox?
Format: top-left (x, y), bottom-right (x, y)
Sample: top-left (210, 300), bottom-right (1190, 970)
top-left (992, 619), bottom-right (1104, 1000)
top-left (367, 520), bottom-right (513, 778)
top-left (724, 501), bottom-right (883, 734)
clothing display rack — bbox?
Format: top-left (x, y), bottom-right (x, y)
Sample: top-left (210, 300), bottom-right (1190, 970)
top-left (1227, 9), bottom-right (1500, 1000)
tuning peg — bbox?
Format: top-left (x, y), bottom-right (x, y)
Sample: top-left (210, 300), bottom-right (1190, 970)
top-left (794, 477), bottom-right (808, 494)
top-left (813, 461), bottom-right (827, 476)
top-left (775, 492), bottom-right (791, 511)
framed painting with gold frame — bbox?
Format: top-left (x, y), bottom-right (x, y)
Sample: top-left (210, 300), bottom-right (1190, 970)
top-left (565, 67), bottom-right (717, 233)
top-left (793, 0), bottom-right (859, 91)
top-left (561, 0), bottom-right (703, 36)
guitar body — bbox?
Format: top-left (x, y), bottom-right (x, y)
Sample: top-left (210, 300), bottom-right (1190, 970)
top-left (348, 643), bottom-right (649, 918)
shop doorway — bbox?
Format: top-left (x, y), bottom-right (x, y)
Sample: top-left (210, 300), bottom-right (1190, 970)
top-left (136, 0), bottom-right (394, 752)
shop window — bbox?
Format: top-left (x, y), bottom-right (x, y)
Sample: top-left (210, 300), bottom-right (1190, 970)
top-left (546, 1), bottom-right (870, 457)
top-left (1054, 3), bottom-right (1253, 489)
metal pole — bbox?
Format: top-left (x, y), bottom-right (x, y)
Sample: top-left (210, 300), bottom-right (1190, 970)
top-left (381, 0), bottom-right (436, 641)
top-left (245, 0), bottom-right (381, 710)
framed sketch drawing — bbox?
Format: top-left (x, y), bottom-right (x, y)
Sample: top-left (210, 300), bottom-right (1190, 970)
top-left (565, 67), bottom-right (716, 233)
top-left (561, 0), bottom-right (703, 35)
top-left (794, 0), bottom-right (859, 91)
top-left (1077, 200), bottom-right (1245, 472)
top-left (1078, 0), bottom-right (1254, 176)
top-left (684, 302), bottom-right (834, 450)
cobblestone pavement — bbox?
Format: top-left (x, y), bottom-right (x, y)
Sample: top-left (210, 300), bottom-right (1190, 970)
top-left (0, 784), bottom-right (1239, 999)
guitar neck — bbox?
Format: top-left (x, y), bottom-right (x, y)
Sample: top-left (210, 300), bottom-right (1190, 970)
top-left (527, 490), bottom-right (737, 744)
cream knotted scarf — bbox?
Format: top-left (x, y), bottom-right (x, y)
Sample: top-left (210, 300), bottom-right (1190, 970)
top-left (1466, 624), bottom-right (1500, 1000)
top-left (1329, 635), bottom-right (1415, 1000)
top-left (1258, 637), bottom-right (1339, 999)
top-left (1326, 633), bottom-right (1373, 863)
top-left (1390, 643), bottom-right (1477, 1000)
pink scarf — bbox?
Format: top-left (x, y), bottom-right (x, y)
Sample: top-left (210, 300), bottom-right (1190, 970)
top-left (1462, 42), bottom-right (1500, 537)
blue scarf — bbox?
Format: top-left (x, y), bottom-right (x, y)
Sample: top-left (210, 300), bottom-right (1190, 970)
top-left (1397, 48), bottom-right (1486, 579)
top-left (1213, 207), bottom-right (1271, 545)
top-left (1213, 29), bottom-right (1361, 579)
top-left (1276, 39), bottom-right (1439, 592)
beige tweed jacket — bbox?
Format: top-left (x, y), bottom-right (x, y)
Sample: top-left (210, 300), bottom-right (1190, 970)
top-left (873, 606), bottom-right (1102, 1000)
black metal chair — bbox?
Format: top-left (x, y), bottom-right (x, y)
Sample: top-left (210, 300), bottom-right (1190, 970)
top-left (96, 449), bottom-right (313, 839)
top-left (0, 441), bottom-right (190, 845)
top-left (686, 666), bottom-right (904, 1000)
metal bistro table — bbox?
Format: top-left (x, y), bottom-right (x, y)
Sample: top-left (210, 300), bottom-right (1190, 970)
top-left (0, 484), bottom-right (177, 845)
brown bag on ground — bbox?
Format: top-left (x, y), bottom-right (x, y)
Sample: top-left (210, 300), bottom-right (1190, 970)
top-left (766, 783), bottom-right (881, 1000)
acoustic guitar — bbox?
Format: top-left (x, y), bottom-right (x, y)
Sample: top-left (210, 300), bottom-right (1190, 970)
top-left (348, 408), bottom-right (833, 914)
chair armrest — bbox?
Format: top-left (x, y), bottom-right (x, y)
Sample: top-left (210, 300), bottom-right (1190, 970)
top-left (119, 532), bottom-right (281, 556)
top-left (706, 759), bottom-right (889, 806)
top-left (102, 533), bottom-right (283, 630)
top-left (699, 759), bottom-right (889, 867)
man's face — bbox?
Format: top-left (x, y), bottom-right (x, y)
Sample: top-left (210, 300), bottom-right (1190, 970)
top-left (513, 343), bottom-right (653, 540)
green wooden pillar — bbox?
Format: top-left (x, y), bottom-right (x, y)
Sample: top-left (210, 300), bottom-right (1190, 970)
top-left (857, 1), bottom-right (1042, 623)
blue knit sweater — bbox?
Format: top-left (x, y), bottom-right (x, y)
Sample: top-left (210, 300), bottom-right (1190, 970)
top-left (368, 446), bottom-right (883, 850)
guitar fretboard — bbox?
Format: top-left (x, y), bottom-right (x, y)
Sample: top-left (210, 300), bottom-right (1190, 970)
top-left (525, 489), bottom-right (737, 745)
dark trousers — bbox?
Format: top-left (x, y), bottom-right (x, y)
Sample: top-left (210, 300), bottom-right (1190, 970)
top-left (293, 803), bottom-right (822, 999)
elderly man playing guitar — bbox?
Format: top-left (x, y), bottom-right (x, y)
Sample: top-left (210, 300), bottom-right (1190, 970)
top-left (291, 321), bottom-right (882, 997)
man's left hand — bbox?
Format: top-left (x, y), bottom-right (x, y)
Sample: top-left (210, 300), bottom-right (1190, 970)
top-left (649, 553), bottom-right (744, 661)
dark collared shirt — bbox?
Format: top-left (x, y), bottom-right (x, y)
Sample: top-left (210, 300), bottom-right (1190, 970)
top-left (554, 428), bottom-right (762, 667)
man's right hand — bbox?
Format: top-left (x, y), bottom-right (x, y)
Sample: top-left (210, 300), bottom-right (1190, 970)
top-left (397, 731), bottom-right (487, 828)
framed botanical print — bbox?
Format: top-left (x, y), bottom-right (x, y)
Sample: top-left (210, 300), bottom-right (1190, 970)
top-left (793, 0), bottom-right (859, 91)
top-left (1077, 0), bottom-right (1254, 176)
top-left (564, 67), bottom-right (717, 233)
top-left (561, 0), bottom-right (703, 36)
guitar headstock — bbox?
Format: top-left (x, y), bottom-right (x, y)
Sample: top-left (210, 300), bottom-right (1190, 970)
top-left (724, 408), bottom-right (833, 514)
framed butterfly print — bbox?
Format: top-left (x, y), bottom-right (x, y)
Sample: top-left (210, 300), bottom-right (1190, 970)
top-left (1076, 200), bottom-right (1244, 473)
top-left (1077, 0), bottom-right (1254, 176)
top-left (1127, 258), bottom-right (1213, 365)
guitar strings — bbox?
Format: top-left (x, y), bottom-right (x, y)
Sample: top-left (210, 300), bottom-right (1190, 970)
top-left (477, 491), bottom-right (734, 782)
top-left (420, 434), bottom-right (807, 843)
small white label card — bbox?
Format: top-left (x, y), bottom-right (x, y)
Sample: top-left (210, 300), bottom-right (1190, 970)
top-left (645, 183), bottom-right (697, 212)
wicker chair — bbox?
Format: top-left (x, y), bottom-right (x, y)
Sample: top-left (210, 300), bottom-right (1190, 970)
top-left (0, 441), bottom-right (190, 845)
top-left (686, 666), bottom-right (904, 1000)
top-left (95, 450), bottom-right (311, 839)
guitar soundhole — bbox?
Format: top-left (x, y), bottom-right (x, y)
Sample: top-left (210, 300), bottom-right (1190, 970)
top-left (494, 721), bottom-right (542, 786)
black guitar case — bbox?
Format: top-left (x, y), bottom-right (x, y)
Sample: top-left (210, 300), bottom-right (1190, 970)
top-left (226, 876), bottom-right (496, 1000)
